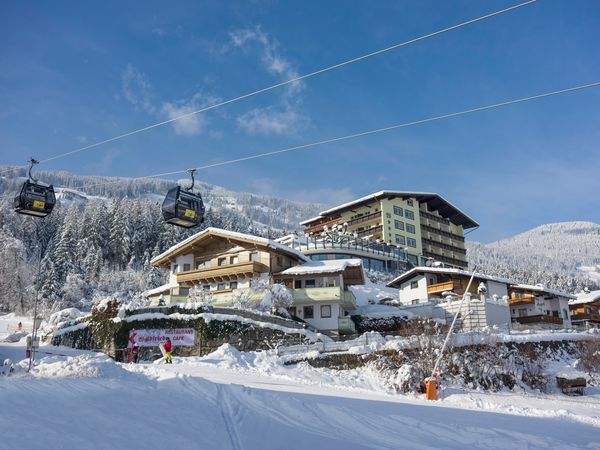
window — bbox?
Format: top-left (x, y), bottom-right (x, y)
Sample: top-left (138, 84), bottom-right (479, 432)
top-left (183, 263), bottom-right (191, 272)
top-left (172, 264), bottom-right (179, 274)
top-left (276, 256), bottom-right (282, 265)
top-left (405, 210), bottom-right (415, 220)
top-left (410, 281), bottom-right (418, 289)
top-left (250, 252), bottom-right (260, 262)
top-left (320, 305), bottom-right (332, 318)
top-left (406, 223), bottom-right (416, 234)
top-left (411, 299), bottom-right (419, 305)
top-left (218, 257), bottom-right (226, 267)
top-left (202, 285), bottom-right (210, 291)
top-left (230, 256), bottom-right (238, 264)
top-left (303, 306), bottom-right (314, 319)
top-left (395, 235), bottom-right (405, 245)
top-left (407, 238), bottom-right (417, 248)
top-left (197, 261), bottom-right (211, 269)
top-left (217, 283), bottom-right (226, 290)
top-left (305, 279), bottom-right (316, 288)
top-left (385, 212), bottom-right (391, 218)
top-left (179, 287), bottom-right (190, 296)
top-left (393, 206), bottom-right (403, 216)
top-left (407, 199), bottom-right (414, 206)
top-left (229, 281), bottom-right (238, 289)
top-left (394, 220), bottom-right (404, 230)
top-left (294, 280), bottom-right (302, 289)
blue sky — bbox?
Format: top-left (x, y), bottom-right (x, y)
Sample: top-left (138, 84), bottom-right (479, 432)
top-left (1, 0), bottom-right (599, 242)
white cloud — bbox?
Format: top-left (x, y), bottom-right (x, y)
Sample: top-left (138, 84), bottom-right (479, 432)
top-left (236, 105), bottom-right (306, 136)
top-left (160, 92), bottom-right (222, 136)
top-left (229, 27), bottom-right (302, 95)
top-left (121, 64), bottom-right (155, 113)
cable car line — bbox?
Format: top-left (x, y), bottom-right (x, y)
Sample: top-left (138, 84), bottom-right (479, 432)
top-left (0, 0), bottom-right (536, 176)
top-left (8, 79), bottom-right (596, 203)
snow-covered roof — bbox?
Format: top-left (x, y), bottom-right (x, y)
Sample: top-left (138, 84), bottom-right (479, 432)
top-left (569, 290), bottom-right (600, 306)
top-left (387, 266), bottom-right (515, 288)
top-left (300, 190), bottom-right (478, 229)
top-left (142, 283), bottom-right (178, 297)
top-left (510, 284), bottom-right (576, 300)
top-left (349, 282), bottom-right (399, 307)
top-left (151, 227), bottom-right (309, 266)
top-left (276, 259), bottom-right (363, 276)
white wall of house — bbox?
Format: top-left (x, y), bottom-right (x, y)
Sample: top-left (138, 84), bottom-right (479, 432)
top-left (399, 275), bottom-right (428, 304)
top-left (440, 298), bottom-right (511, 332)
top-left (295, 302), bottom-right (340, 330)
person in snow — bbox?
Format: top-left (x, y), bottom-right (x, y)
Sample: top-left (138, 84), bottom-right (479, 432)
top-left (128, 328), bottom-right (137, 364)
top-left (164, 337), bottom-right (172, 364)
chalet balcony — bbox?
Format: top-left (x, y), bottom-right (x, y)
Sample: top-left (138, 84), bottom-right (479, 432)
top-left (570, 313), bottom-right (600, 323)
top-left (289, 287), bottom-right (357, 309)
top-left (514, 315), bottom-right (563, 325)
top-left (427, 281), bottom-right (455, 295)
top-left (176, 261), bottom-right (270, 284)
top-left (508, 295), bottom-right (536, 306)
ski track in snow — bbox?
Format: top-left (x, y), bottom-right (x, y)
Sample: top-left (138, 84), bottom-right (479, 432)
top-left (1, 339), bottom-right (600, 450)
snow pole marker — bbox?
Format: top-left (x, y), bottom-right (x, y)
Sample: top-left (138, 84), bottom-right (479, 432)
top-left (427, 267), bottom-right (478, 401)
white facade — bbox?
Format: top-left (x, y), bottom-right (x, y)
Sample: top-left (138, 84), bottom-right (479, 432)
top-left (398, 275), bottom-right (428, 305)
top-left (440, 296), bottom-right (511, 332)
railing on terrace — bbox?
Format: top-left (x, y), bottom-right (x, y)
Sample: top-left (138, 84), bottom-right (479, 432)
top-left (288, 235), bottom-right (407, 261)
top-left (514, 315), bottom-right (563, 325)
top-left (427, 281), bottom-right (455, 294)
top-left (346, 211), bottom-right (381, 227)
top-left (570, 313), bottom-right (600, 323)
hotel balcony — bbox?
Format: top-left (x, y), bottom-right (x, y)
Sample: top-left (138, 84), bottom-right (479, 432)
top-left (176, 261), bottom-right (270, 284)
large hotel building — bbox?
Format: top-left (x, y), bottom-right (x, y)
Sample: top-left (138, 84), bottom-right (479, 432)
top-left (287, 191), bottom-right (478, 270)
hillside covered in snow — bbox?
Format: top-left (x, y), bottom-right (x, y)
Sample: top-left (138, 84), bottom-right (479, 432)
top-left (468, 221), bottom-right (600, 293)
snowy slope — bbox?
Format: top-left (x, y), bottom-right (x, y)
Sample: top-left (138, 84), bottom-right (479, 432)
top-left (1, 335), bottom-right (599, 450)
top-left (468, 221), bottom-right (600, 292)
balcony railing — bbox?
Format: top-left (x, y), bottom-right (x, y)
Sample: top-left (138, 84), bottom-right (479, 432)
top-left (420, 223), bottom-right (465, 242)
top-left (176, 261), bottom-right (269, 284)
top-left (356, 224), bottom-right (383, 238)
top-left (346, 211), bottom-right (381, 228)
top-left (514, 315), bottom-right (563, 325)
top-left (570, 313), bottom-right (600, 323)
top-left (290, 287), bottom-right (342, 303)
top-left (304, 217), bottom-right (342, 235)
top-left (427, 281), bottom-right (455, 294)
top-left (422, 237), bottom-right (467, 255)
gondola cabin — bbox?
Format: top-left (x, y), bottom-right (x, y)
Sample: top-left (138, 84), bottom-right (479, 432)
top-left (14, 180), bottom-right (56, 217)
top-left (162, 186), bottom-right (205, 228)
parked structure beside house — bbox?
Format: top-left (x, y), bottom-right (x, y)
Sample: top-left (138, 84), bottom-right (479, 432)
top-left (386, 267), bottom-right (512, 331)
top-left (508, 284), bottom-right (574, 330)
top-left (274, 259), bottom-right (364, 335)
top-left (148, 228), bottom-right (308, 305)
top-left (569, 290), bottom-right (600, 328)
top-left (299, 191), bottom-right (478, 269)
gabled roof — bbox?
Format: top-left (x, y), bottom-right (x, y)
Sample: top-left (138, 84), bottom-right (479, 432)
top-left (386, 266), bottom-right (514, 288)
top-left (300, 190), bottom-right (478, 229)
top-left (151, 227), bottom-right (309, 267)
top-left (569, 290), bottom-right (600, 306)
top-left (510, 284), bottom-right (576, 300)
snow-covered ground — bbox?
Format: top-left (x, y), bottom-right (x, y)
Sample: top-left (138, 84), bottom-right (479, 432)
top-left (1, 330), bottom-right (599, 450)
